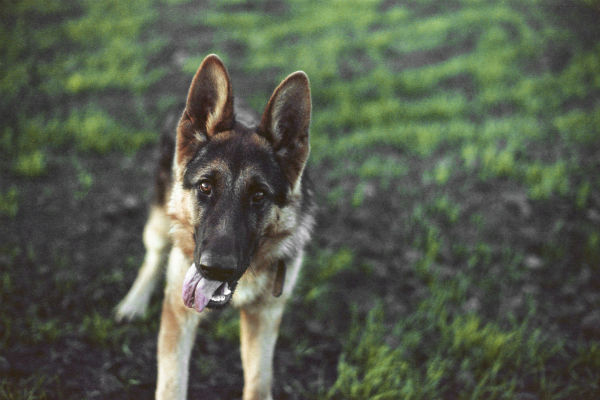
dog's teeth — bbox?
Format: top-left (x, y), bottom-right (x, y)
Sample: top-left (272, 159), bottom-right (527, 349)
top-left (223, 284), bottom-right (232, 296)
top-left (212, 295), bottom-right (226, 302)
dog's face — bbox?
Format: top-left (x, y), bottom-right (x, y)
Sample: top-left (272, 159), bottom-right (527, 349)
top-left (182, 132), bottom-right (289, 307)
top-left (172, 55), bottom-right (311, 311)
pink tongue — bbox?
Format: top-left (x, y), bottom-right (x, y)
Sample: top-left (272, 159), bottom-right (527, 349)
top-left (182, 264), bottom-right (223, 313)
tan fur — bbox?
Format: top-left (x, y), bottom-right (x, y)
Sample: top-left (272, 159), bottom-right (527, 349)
top-left (151, 181), bottom-right (310, 399)
top-left (156, 247), bottom-right (202, 400)
top-left (204, 70), bottom-right (230, 135)
top-left (117, 55), bottom-right (314, 400)
top-left (149, 209), bottom-right (308, 400)
top-left (239, 302), bottom-right (284, 400)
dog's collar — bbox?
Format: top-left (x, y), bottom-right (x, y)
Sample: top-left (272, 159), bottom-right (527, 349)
top-left (272, 259), bottom-right (286, 298)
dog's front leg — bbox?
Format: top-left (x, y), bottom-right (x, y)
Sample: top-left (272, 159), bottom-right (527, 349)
top-left (240, 299), bottom-right (286, 400)
top-left (156, 247), bottom-right (201, 400)
top-left (117, 206), bottom-right (171, 321)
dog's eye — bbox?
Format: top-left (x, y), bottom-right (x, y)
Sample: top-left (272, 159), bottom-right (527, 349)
top-left (251, 191), bottom-right (265, 204)
top-left (199, 181), bottom-right (212, 195)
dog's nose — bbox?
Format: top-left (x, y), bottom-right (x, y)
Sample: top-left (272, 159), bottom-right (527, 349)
top-left (198, 252), bottom-right (237, 282)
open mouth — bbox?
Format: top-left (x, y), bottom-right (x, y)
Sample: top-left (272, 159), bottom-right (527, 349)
top-left (182, 264), bottom-right (237, 312)
top-left (206, 280), bottom-right (236, 308)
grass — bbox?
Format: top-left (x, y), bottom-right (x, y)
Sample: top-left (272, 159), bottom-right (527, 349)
top-left (0, 187), bottom-right (19, 218)
top-left (1, 0), bottom-right (599, 398)
top-left (326, 303), bottom-right (560, 400)
top-left (0, 0), bottom-right (160, 176)
top-left (0, 376), bottom-right (51, 400)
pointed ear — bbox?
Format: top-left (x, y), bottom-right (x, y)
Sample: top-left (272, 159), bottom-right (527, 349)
top-left (258, 71), bottom-right (311, 187)
top-left (177, 54), bottom-right (234, 164)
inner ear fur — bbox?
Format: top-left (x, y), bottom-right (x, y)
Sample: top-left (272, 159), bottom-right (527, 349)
top-left (177, 54), bottom-right (234, 164)
top-left (258, 71), bottom-right (311, 187)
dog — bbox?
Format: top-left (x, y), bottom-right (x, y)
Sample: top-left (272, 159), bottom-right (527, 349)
top-left (115, 54), bottom-right (315, 400)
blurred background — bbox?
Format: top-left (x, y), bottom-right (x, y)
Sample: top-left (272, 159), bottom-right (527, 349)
top-left (1, 0), bottom-right (599, 398)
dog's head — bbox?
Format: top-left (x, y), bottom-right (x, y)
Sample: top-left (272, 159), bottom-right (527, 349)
top-left (171, 54), bottom-right (311, 312)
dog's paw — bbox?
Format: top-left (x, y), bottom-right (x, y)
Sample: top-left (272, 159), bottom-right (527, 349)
top-left (115, 293), bottom-right (150, 322)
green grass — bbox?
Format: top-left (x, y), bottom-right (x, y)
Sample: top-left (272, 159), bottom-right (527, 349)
top-left (2, 0), bottom-right (600, 398)
top-left (0, 187), bottom-right (19, 218)
top-left (327, 302), bottom-right (565, 400)
top-left (0, 0), bottom-right (161, 173)
top-left (0, 376), bottom-right (51, 400)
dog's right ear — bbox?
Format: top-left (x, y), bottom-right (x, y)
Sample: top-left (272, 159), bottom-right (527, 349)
top-left (176, 54), bottom-right (234, 165)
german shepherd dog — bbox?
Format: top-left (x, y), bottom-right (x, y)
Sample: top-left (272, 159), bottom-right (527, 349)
top-left (115, 54), bottom-right (315, 399)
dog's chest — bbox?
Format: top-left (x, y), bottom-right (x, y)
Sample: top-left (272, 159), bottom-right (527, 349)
top-left (231, 268), bottom-right (271, 307)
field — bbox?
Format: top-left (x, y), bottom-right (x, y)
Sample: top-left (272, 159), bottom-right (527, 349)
top-left (1, 0), bottom-right (600, 398)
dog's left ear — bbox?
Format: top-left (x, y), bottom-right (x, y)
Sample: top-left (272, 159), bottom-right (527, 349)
top-left (258, 72), bottom-right (311, 188)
